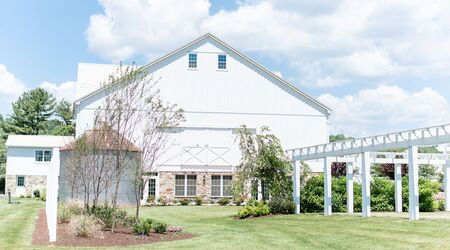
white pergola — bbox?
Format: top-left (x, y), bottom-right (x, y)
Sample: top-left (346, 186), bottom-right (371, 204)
top-left (287, 123), bottom-right (450, 220)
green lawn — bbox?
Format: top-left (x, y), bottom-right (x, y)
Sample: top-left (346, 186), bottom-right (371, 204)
top-left (2, 199), bottom-right (450, 249)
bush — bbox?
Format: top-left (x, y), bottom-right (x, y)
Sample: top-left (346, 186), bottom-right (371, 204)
top-left (68, 215), bottom-right (102, 238)
top-left (269, 197), bottom-right (295, 214)
top-left (40, 189), bottom-right (46, 201)
top-left (179, 198), bottom-right (190, 206)
top-left (218, 197), bottom-right (230, 206)
top-left (58, 200), bottom-right (84, 223)
top-left (147, 195), bottom-right (155, 205)
top-left (133, 218), bottom-right (154, 236)
top-left (152, 221), bottom-right (168, 234)
top-left (26, 194), bottom-right (32, 198)
top-left (19, 195), bottom-right (25, 198)
top-left (237, 201), bottom-right (270, 219)
top-left (437, 200), bottom-right (445, 211)
top-left (33, 189), bottom-right (40, 198)
top-left (402, 176), bottom-right (440, 212)
top-left (86, 203), bottom-right (131, 230)
top-left (233, 196), bottom-right (244, 206)
top-left (195, 196), bottom-right (203, 206)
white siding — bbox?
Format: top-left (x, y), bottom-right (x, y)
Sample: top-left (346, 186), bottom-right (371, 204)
top-left (75, 37), bottom-right (329, 170)
top-left (6, 147), bottom-right (52, 176)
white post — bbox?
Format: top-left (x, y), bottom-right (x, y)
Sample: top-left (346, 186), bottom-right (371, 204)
top-left (142, 177), bottom-right (149, 205)
top-left (46, 147), bottom-right (60, 243)
top-left (394, 163), bottom-right (403, 213)
top-left (408, 146), bottom-right (419, 220)
top-left (324, 157), bottom-right (332, 216)
top-left (346, 162), bottom-right (354, 214)
top-left (257, 180), bottom-right (262, 201)
top-left (293, 161), bottom-right (301, 214)
top-left (361, 152), bottom-right (371, 218)
top-left (444, 161), bottom-right (450, 212)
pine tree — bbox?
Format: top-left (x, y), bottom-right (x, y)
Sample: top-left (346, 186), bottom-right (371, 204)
top-left (2, 88), bottom-right (56, 135)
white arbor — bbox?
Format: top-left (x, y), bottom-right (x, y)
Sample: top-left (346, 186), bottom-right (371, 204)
top-left (288, 123), bottom-right (450, 220)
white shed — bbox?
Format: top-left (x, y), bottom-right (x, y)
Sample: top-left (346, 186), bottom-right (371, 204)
top-left (5, 135), bottom-right (73, 197)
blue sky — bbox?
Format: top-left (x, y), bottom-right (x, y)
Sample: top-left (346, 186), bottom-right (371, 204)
top-left (1, 0), bottom-right (450, 136)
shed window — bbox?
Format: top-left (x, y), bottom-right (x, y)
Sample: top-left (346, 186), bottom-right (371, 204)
top-left (35, 150), bottom-right (51, 162)
top-left (218, 54), bottom-right (227, 69)
top-left (188, 53), bottom-right (197, 68)
top-left (17, 176), bottom-right (25, 187)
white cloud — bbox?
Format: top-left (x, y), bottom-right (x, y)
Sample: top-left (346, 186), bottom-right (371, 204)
top-left (318, 85), bottom-right (450, 136)
top-left (0, 64), bottom-right (27, 115)
top-left (86, 0), bottom-right (210, 62)
top-left (39, 81), bottom-right (76, 102)
top-left (86, 0), bottom-right (450, 88)
top-left (0, 64), bottom-right (75, 115)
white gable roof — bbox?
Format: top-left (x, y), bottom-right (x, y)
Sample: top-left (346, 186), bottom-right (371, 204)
top-left (74, 33), bottom-right (331, 114)
top-left (6, 135), bottom-right (74, 148)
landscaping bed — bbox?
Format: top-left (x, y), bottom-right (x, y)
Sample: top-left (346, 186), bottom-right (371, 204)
top-left (32, 208), bottom-right (192, 247)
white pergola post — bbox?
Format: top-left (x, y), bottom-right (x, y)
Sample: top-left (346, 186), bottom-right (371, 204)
top-left (408, 146), bottom-right (419, 220)
top-left (46, 147), bottom-right (60, 243)
top-left (293, 161), bottom-right (301, 214)
top-left (346, 162), bottom-right (354, 214)
top-left (257, 180), bottom-right (263, 201)
top-left (444, 161), bottom-right (450, 211)
top-left (394, 163), bottom-right (403, 213)
top-left (324, 157), bottom-right (332, 216)
top-left (361, 152), bottom-right (371, 218)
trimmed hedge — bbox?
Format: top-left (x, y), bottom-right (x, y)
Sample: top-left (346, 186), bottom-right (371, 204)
top-left (301, 174), bottom-right (440, 213)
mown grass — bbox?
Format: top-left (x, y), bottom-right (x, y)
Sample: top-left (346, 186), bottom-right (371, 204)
top-left (2, 199), bottom-right (450, 249)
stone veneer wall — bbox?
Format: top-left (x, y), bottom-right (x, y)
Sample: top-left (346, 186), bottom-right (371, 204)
top-left (159, 171), bottom-right (235, 202)
top-left (5, 175), bottom-right (47, 197)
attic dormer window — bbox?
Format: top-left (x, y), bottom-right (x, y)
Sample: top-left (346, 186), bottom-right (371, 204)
top-left (218, 54), bottom-right (226, 69)
top-left (188, 53), bottom-right (197, 68)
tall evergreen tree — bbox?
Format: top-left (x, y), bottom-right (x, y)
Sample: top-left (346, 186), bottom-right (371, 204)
top-left (51, 99), bottom-right (75, 135)
top-left (2, 88), bottom-right (56, 135)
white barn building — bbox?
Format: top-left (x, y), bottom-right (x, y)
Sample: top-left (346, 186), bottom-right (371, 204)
top-left (73, 34), bottom-right (331, 203)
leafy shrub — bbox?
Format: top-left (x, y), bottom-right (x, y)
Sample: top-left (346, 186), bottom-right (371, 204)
top-left (179, 198), bottom-right (190, 206)
top-left (437, 200), bottom-right (445, 211)
top-left (268, 197), bottom-right (295, 214)
top-left (133, 218), bottom-right (154, 236)
top-left (233, 196), bottom-right (244, 206)
top-left (218, 197), bottom-right (230, 206)
top-left (33, 189), bottom-right (40, 198)
top-left (402, 176), bottom-right (440, 212)
top-left (371, 178), bottom-right (394, 212)
top-left (237, 201), bottom-right (270, 219)
top-left (40, 189), bottom-right (46, 201)
top-left (68, 215), bottom-right (102, 238)
top-left (147, 195), bottom-right (155, 205)
top-left (152, 221), bottom-right (168, 234)
top-left (26, 194), bottom-right (32, 198)
top-left (58, 200), bottom-right (83, 223)
top-left (158, 197), bottom-right (168, 206)
top-left (86, 203), bottom-right (131, 230)
top-left (195, 196), bottom-right (203, 206)
top-left (19, 195), bottom-right (25, 198)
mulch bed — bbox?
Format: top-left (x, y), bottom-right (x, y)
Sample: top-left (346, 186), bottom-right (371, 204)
top-left (32, 208), bottom-right (193, 247)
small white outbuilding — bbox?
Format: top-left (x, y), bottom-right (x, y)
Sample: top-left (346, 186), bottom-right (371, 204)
top-left (5, 135), bottom-right (73, 197)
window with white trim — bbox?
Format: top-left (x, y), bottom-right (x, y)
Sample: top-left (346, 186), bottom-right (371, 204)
top-left (35, 150), bottom-right (52, 162)
top-left (188, 53), bottom-right (197, 68)
top-left (17, 176), bottom-right (25, 187)
top-left (175, 175), bottom-right (197, 197)
top-left (211, 175), bottom-right (232, 197)
top-left (148, 179), bottom-right (156, 196)
top-left (218, 54), bottom-right (226, 69)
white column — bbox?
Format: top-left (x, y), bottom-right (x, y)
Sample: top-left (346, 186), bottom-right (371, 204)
top-left (293, 161), bottom-right (301, 214)
top-left (257, 180), bottom-right (262, 201)
top-left (142, 177), bottom-right (149, 205)
top-left (346, 162), bottom-right (354, 214)
top-left (408, 146), bottom-right (419, 220)
top-left (394, 163), bottom-right (403, 213)
top-left (361, 152), bottom-right (371, 218)
top-left (444, 161), bottom-right (450, 212)
top-left (47, 147), bottom-right (60, 243)
top-left (324, 157), bottom-right (332, 216)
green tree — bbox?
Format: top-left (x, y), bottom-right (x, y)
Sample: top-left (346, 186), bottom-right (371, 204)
top-left (2, 88), bottom-right (56, 135)
top-left (329, 134), bottom-right (353, 142)
top-left (51, 99), bottom-right (75, 135)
